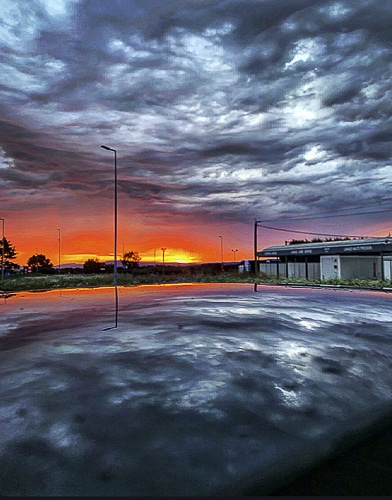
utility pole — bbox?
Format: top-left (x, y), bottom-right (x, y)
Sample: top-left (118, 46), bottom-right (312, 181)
top-left (254, 219), bottom-right (260, 276)
top-left (161, 247), bottom-right (166, 276)
top-left (0, 218), bottom-right (4, 283)
top-left (57, 228), bottom-right (61, 274)
top-left (100, 145), bottom-right (118, 287)
top-left (219, 235), bottom-right (224, 271)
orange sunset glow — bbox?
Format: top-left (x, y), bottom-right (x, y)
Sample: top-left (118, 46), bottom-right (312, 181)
top-left (7, 204), bottom-right (250, 267)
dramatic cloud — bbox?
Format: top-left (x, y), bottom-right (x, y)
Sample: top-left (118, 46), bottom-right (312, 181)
top-left (1, 0), bottom-right (392, 263)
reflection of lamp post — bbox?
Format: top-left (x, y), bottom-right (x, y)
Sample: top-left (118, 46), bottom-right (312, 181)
top-left (0, 218), bottom-right (4, 283)
top-left (218, 235), bottom-right (223, 271)
top-left (231, 248), bottom-right (238, 262)
top-left (101, 145), bottom-right (118, 287)
top-left (57, 228), bottom-right (61, 274)
top-left (161, 247), bottom-right (166, 275)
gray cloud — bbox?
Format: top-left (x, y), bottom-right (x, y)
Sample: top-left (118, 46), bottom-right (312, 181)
top-left (1, 0), bottom-right (392, 251)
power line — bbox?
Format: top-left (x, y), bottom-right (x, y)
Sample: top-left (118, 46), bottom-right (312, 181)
top-left (255, 223), bottom-right (370, 239)
top-left (373, 224), bottom-right (392, 234)
top-left (257, 208), bottom-right (392, 223)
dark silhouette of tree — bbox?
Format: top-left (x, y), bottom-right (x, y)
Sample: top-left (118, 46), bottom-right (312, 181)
top-left (0, 237), bottom-right (17, 266)
top-left (83, 258), bottom-right (102, 274)
top-left (27, 254), bottom-right (54, 274)
top-left (122, 251), bottom-right (141, 271)
top-left (288, 236), bottom-right (351, 245)
top-left (288, 238), bottom-right (310, 245)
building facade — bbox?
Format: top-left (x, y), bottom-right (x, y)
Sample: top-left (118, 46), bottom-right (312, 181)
top-left (257, 237), bottom-right (392, 281)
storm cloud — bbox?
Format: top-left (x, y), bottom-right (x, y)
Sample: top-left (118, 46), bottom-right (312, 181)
top-left (1, 0), bottom-right (392, 261)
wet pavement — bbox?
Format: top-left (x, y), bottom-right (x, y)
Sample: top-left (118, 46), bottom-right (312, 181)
top-left (1, 283), bottom-right (391, 496)
top-left (268, 419), bottom-right (392, 496)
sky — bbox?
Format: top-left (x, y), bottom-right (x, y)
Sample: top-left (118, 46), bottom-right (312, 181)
top-left (1, 0), bottom-right (392, 266)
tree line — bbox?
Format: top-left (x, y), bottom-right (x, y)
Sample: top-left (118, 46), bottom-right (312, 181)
top-left (0, 238), bottom-right (141, 274)
top-left (287, 237), bottom-right (354, 245)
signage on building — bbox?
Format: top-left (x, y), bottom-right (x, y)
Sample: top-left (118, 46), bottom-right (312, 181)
top-left (343, 245), bottom-right (373, 252)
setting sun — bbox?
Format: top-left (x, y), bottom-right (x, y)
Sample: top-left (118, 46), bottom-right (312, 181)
top-left (141, 248), bottom-right (201, 264)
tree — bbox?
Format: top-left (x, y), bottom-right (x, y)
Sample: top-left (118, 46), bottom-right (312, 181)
top-left (122, 251), bottom-right (141, 271)
top-left (288, 239), bottom-right (310, 245)
top-left (288, 236), bottom-right (351, 245)
top-left (27, 254), bottom-right (54, 274)
top-left (83, 258), bottom-right (102, 274)
top-left (0, 237), bottom-right (17, 266)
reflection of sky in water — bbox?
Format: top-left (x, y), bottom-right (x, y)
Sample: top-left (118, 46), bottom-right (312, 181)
top-left (1, 284), bottom-right (392, 495)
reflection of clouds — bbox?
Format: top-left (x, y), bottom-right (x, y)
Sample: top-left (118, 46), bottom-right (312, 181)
top-left (276, 340), bottom-right (309, 359)
top-left (177, 380), bottom-right (226, 411)
top-left (274, 340), bottom-right (311, 380)
top-left (49, 422), bottom-right (78, 449)
top-left (108, 389), bottom-right (149, 406)
top-left (274, 383), bottom-right (303, 410)
top-left (1, 285), bottom-right (392, 495)
top-left (235, 340), bottom-right (259, 351)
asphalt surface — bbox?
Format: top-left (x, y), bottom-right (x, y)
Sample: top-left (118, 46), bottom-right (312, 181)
top-left (1, 285), bottom-right (392, 496)
top-left (263, 420), bottom-right (392, 496)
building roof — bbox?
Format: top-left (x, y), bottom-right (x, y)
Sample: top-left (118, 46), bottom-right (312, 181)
top-left (258, 237), bottom-right (392, 258)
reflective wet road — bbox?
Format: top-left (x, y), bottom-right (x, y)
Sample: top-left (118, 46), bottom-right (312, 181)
top-left (1, 284), bottom-right (392, 495)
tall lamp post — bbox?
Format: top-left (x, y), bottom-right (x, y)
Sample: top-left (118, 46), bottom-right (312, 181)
top-left (57, 228), bottom-right (61, 275)
top-left (101, 145), bottom-right (118, 287)
top-left (218, 235), bottom-right (224, 271)
top-left (161, 247), bottom-right (166, 276)
top-left (0, 218), bottom-right (4, 283)
top-left (231, 248), bottom-right (238, 262)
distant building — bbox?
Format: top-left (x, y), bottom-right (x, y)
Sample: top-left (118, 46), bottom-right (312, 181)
top-left (238, 259), bottom-right (255, 273)
top-left (257, 237), bottom-right (392, 281)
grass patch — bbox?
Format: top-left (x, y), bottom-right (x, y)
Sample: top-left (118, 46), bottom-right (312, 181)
top-left (1, 271), bottom-right (391, 292)
top-left (0, 271), bottom-right (256, 292)
top-left (258, 276), bottom-right (392, 289)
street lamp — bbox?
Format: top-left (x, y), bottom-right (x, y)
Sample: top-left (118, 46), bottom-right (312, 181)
top-left (161, 247), bottom-right (166, 275)
top-left (218, 235), bottom-right (224, 271)
top-left (0, 218), bottom-right (4, 283)
top-left (231, 248), bottom-right (238, 262)
top-left (101, 145), bottom-right (118, 287)
top-left (57, 228), bottom-right (61, 275)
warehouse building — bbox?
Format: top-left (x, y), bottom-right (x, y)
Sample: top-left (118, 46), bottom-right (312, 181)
top-left (257, 237), bottom-right (392, 281)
